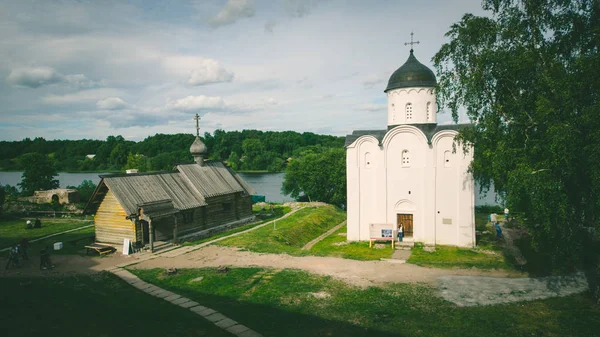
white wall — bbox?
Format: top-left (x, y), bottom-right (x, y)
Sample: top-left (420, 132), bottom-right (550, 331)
top-left (387, 88), bottom-right (437, 125)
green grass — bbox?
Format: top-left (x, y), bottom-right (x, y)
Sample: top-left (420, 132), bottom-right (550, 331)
top-left (182, 205), bottom-right (292, 246)
top-left (408, 244), bottom-right (513, 270)
top-left (0, 215), bottom-right (92, 249)
top-left (217, 205), bottom-right (346, 255)
top-left (309, 225), bottom-right (395, 260)
top-left (1, 226), bottom-right (95, 257)
top-left (0, 273), bottom-right (230, 337)
top-left (131, 267), bottom-right (600, 337)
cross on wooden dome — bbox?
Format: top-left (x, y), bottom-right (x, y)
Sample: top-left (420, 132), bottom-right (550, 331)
top-left (194, 113), bottom-right (200, 137)
top-left (404, 31), bottom-right (420, 51)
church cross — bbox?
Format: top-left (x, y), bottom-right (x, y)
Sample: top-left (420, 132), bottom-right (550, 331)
top-left (404, 31), bottom-right (420, 51)
top-left (194, 113), bottom-right (200, 137)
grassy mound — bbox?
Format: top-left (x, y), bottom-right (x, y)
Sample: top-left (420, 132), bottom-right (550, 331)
top-left (217, 205), bottom-right (345, 255)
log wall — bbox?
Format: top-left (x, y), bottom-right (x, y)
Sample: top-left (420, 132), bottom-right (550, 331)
top-left (94, 190), bottom-right (136, 244)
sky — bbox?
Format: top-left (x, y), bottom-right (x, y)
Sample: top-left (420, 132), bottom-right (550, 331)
top-left (0, 0), bottom-right (487, 141)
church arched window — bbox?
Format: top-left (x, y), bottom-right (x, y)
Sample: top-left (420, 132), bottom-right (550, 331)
top-left (426, 102), bottom-right (431, 121)
top-left (402, 150), bottom-right (410, 167)
top-left (405, 103), bottom-right (413, 121)
top-left (444, 150), bottom-right (451, 167)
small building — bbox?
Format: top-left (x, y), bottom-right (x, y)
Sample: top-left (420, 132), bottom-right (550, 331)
top-left (31, 189), bottom-right (80, 204)
top-left (84, 115), bottom-right (255, 248)
top-left (345, 43), bottom-right (475, 247)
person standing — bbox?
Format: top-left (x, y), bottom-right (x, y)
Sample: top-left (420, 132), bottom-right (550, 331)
top-left (397, 224), bottom-right (404, 242)
top-left (504, 207), bottom-right (510, 222)
top-left (26, 219), bottom-right (32, 229)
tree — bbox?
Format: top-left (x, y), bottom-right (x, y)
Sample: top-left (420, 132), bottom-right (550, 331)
top-left (67, 180), bottom-right (97, 204)
top-left (125, 153), bottom-right (148, 172)
top-left (0, 182), bottom-right (5, 213)
top-left (282, 148), bottom-right (346, 207)
top-left (434, 0), bottom-right (600, 272)
top-left (18, 153), bottom-right (59, 195)
top-left (227, 151), bottom-right (241, 170)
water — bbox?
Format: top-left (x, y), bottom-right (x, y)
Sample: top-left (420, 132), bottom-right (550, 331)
top-left (0, 171), bottom-right (498, 205)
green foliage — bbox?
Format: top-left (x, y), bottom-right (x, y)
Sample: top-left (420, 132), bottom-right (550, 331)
top-left (434, 0), bottom-right (600, 272)
top-left (0, 274), bottom-right (230, 337)
top-left (132, 267), bottom-right (600, 337)
top-left (0, 182), bottom-right (4, 212)
top-left (0, 130), bottom-right (343, 173)
top-left (282, 148), bottom-right (346, 206)
top-left (18, 152), bottom-right (59, 195)
top-left (67, 180), bottom-right (97, 203)
top-left (125, 153), bottom-right (148, 172)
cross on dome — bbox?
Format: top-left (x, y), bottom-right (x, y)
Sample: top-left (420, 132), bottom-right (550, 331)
top-left (194, 113), bottom-right (200, 137)
top-left (404, 31), bottom-right (420, 52)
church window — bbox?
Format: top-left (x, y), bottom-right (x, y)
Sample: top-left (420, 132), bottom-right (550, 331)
top-left (444, 150), bottom-right (451, 167)
top-left (405, 103), bottom-right (413, 121)
top-left (426, 102), bottom-right (431, 121)
top-left (402, 150), bottom-right (410, 167)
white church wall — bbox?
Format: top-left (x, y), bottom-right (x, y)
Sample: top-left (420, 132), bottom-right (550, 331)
top-left (432, 132), bottom-right (475, 247)
top-left (383, 126), bottom-right (428, 242)
top-left (387, 88), bottom-right (437, 125)
top-left (433, 134), bottom-right (459, 245)
top-left (358, 139), bottom-right (385, 240)
top-left (346, 145), bottom-right (360, 241)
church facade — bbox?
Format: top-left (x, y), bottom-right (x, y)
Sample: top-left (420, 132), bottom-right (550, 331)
top-left (345, 48), bottom-right (475, 247)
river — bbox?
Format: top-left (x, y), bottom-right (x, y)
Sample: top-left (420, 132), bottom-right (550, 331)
top-left (0, 171), bottom-right (498, 205)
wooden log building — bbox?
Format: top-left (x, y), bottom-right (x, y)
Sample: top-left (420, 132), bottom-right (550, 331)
top-left (84, 115), bottom-right (255, 250)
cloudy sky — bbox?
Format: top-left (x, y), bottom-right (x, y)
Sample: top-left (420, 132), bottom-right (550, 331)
top-left (0, 0), bottom-right (486, 141)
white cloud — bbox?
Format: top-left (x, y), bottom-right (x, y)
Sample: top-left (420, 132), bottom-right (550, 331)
top-left (6, 66), bottom-right (101, 89)
top-left (7, 67), bottom-right (64, 88)
top-left (188, 59), bottom-right (234, 85)
top-left (265, 98), bottom-right (278, 105)
top-left (96, 97), bottom-right (128, 110)
top-left (167, 95), bottom-right (227, 112)
top-left (43, 88), bottom-right (124, 105)
top-left (209, 0), bottom-right (255, 28)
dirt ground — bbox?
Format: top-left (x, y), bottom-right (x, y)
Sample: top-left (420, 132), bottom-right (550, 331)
top-left (1, 245), bottom-right (520, 287)
top-left (132, 246), bottom-right (521, 288)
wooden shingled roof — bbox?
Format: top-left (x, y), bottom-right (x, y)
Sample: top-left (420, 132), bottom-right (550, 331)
top-left (84, 161), bottom-right (255, 216)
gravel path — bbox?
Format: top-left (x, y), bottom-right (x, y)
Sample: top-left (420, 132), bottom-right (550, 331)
top-left (438, 272), bottom-right (589, 306)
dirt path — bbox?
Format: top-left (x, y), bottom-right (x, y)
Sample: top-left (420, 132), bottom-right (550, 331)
top-left (301, 220), bottom-right (346, 251)
top-left (130, 245), bottom-right (520, 288)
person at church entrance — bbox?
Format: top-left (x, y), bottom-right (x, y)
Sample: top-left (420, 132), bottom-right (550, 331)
top-left (397, 224), bottom-right (404, 242)
top-left (504, 207), bottom-right (509, 222)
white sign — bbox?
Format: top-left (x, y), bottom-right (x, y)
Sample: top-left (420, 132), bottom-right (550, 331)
top-left (369, 223), bottom-right (396, 240)
top-left (122, 238), bottom-right (131, 255)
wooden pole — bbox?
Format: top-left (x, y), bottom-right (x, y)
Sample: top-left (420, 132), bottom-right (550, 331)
top-left (173, 216), bottom-right (178, 245)
top-left (149, 219), bottom-right (154, 253)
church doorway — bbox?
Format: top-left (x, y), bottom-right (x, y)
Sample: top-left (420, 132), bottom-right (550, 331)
top-left (397, 214), bottom-right (413, 238)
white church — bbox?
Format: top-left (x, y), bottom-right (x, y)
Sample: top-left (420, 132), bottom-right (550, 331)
top-left (345, 45), bottom-right (475, 247)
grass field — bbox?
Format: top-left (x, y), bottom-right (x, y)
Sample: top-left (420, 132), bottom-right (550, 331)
top-left (0, 215), bottom-right (93, 249)
top-left (131, 267), bottom-right (600, 337)
top-left (216, 205), bottom-right (346, 255)
top-left (309, 225), bottom-right (395, 260)
top-left (0, 273), bottom-right (230, 337)
top-left (182, 205), bottom-right (292, 246)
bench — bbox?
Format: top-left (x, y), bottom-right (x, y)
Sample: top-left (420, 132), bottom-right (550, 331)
top-left (84, 243), bottom-right (116, 256)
